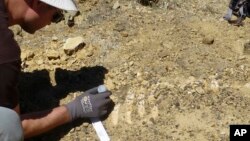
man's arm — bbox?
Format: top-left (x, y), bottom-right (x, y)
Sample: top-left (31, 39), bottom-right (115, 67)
top-left (19, 86), bottom-right (111, 139)
top-left (21, 106), bottom-right (71, 138)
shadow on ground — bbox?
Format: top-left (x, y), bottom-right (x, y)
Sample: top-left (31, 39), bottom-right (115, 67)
top-left (19, 66), bottom-right (109, 141)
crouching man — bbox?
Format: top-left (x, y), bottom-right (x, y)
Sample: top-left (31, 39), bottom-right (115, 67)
top-left (0, 0), bottom-right (113, 140)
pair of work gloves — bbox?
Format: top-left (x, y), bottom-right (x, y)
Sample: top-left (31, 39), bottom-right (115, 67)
top-left (65, 86), bottom-right (112, 121)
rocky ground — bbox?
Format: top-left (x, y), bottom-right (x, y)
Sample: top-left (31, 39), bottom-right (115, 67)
top-left (13, 0), bottom-right (250, 141)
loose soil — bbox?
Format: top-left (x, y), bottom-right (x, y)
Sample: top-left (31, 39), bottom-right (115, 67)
top-left (14, 0), bottom-right (250, 141)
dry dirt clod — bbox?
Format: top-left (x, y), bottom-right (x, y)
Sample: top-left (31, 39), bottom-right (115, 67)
top-left (47, 50), bottom-right (60, 60)
top-left (202, 36), bottom-right (214, 45)
top-left (21, 51), bottom-right (35, 61)
top-left (63, 36), bottom-right (85, 55)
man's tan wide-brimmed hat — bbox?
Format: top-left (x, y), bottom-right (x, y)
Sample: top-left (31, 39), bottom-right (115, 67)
top-left (39, 0), bottom-right (78, 11)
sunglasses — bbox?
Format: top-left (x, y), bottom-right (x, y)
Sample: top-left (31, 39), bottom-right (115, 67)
top-left (52, 11), bottom-right (64, 23)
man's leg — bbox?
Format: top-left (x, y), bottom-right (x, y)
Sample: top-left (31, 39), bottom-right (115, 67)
top-left (0, 61), bottom-right (21, 112)
top-left (0, 106), bottom-right (23, 141)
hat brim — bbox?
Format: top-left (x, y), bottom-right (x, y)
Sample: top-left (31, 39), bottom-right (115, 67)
top-left (39, 0), bottom-right (78, 11)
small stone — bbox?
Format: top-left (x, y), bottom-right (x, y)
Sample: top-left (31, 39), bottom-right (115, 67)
top-left (21, 51), bottom-right (35, 61)
top-left (75, 127), bottom-right (81, 131)
top-left (64, 10), bottom-right (78, 26)
top-left (121, 31), bottom-right (129, 37)
top-left (47, 50), bottom-right (60, 60)
top-left (129, 61), bottom-right (134, 66)
top-left (202, 36), bottom-right (214, 45)
top-left (63, 36), bottom-right (85, 55)
top-left (195, 87), bottom-right (205, 94)
top-left (52, 36), bottom-right (58, 41)
top-left (113, 1), bottom-right (120, 9)
top-left (244, 41), bottom-right (250, 54)
top-left (82, 122), bottom-right (89, 127)
top-left (11, 25), bottom-right (22, 36)
top-left (69, 128), bottom-right (75, 133)
top-left (238, 55), bottom-right (246, 60)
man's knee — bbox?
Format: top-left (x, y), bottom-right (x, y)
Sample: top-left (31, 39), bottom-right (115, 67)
top-left (0, 107), bottom-right (23, 141)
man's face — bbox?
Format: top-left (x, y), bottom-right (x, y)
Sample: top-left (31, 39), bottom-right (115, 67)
top-left (20, 1), bottom-right (62, 34)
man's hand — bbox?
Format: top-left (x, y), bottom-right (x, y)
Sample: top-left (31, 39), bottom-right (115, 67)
top-left (65, 87), bottom-right (112, 121)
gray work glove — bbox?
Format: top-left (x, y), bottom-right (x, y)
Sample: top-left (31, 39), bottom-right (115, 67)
top-left (65, 87), bottom-right (112, 121)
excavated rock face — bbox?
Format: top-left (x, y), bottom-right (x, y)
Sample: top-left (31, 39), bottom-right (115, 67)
top-left (15, 0), bottom-right (250, 141)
